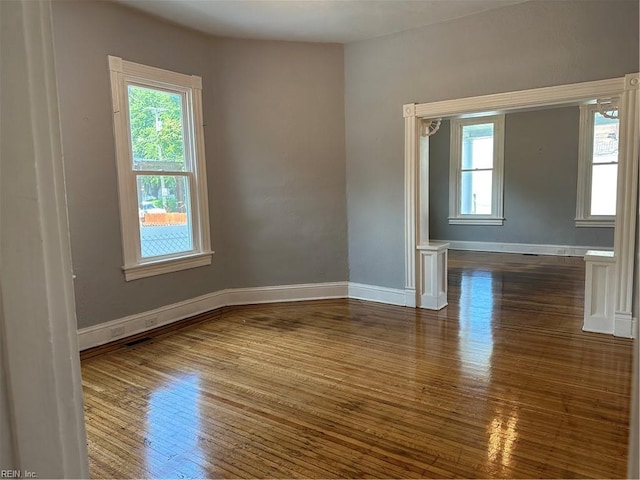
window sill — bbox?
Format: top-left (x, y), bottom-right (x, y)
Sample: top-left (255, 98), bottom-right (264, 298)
top-left (575, 218), bottom-right (615, 228)
top-left (448, 217), bottom-right (504, 226)
top-left (123, 251), bottom-right (214, 281)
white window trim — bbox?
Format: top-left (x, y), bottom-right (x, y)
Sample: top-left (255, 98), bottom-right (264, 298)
top-left (575, 103), bottom-right (617, 228)
top-left (448, 115), bottom-right (505, 225)
top-left (108, 56), bottom-right (212, 281)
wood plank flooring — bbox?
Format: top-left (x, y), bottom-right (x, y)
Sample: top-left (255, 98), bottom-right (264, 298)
top-left (81, 251), bottom-right (633, 478)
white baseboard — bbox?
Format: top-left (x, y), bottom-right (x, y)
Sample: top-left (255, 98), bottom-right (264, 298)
top-left (582, 317), bottom-right (615, 335)
top-left (78, 289), bottom-right (227, 350)
top-left (223, 282), bottom-right (348, 307)
top-left (78, 282), bottom-right (348, 350)
top-left (404, 289), bottom-right (417, 308)
top-left (437, 239), bottom-right (612, 257)
top-left (614, 312), bottom-right (636, 339)
top-left (78, 276), bottom-right (632, 350)
top-left (348, 282), bottom-right (406, 307)
top-left (79, 281), bottom-right (413, 350)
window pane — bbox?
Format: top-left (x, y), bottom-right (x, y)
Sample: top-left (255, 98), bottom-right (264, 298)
top-left (137, 175), bottom-right (193, 258)
top-left (592, 112), bottom-right (619, 164)
top-left (128, 85), bottom-right (186, 172)
top-left (462, 123), bottom-right (494, 169)
top-left (460, 170), bottom-right (493, 215)
top-left (590, 164), bottom-right (617, 216)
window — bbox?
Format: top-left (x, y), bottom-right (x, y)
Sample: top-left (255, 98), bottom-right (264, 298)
top-left (108, 56), bottom-right (212, 281)
top-left (575, 103), bottom-right (619, 227)
top-left (449, 115), bottom-right (505, 225)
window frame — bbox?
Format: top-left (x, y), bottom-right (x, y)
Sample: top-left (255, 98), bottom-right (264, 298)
top-left (108, 56), bottom-right (212, 281)
top-left (448, 114), bottom-right (505, 225)
top-left (575, 103), bottom-right (618, 228)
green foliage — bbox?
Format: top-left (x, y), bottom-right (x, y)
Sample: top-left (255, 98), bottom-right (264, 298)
top-left (128, 85), bottom-right (185, 163)
top-left (129, 85), bottom-right (188, 211)
top-left (136, 176), bottom-right (185, 212)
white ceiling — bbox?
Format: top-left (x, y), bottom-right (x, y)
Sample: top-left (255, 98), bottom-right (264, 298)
top-left (117, 0), bottom-right (527, 44)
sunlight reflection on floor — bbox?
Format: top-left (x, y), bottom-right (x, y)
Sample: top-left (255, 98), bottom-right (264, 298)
top-left (146, 373), bottom-right (205, 478)
top-left (459, 271), bottom-right (494, 380)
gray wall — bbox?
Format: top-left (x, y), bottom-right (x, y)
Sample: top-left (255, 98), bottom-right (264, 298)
top-left (345, 0), bottom-right (639, 289)
top-left (52, 0), bottom-right (639, 327)
top-left (51, 0), bottom-right (347, 329)
top-left (0, 0), bottom-right (15, 464)
top-left (429, 107), bottom-right (614, 246)
top-left (214, 38), bottom-right (347, 288)
top-left (0, 304), bottom-right (15, 470)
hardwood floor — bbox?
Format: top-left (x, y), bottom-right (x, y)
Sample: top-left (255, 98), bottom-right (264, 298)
top-left (81, 251), bottom-right (633, 478)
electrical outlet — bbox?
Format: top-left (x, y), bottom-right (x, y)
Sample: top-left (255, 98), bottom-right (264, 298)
top-left (111, 326), bottom-right (125, 338)
top-left (145, 316), bottom-right (158, 328)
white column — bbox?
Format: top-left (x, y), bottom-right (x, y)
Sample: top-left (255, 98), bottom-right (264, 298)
top-left (0, 0), bottom-right (89, 477)
top-left (613, 73), bottom-right (639, 338)
top-left (403, 104), bottom-right (418, 307)
top-left (418, 131), bottom-right (431, 244)
top-left (404, 105), bottom-right (449, 311)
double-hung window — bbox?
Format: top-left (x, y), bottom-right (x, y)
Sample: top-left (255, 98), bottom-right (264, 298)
top-left (575, 103), bottom-right (619, 227)
top-left (108, 56), bottom-right (212, 281)
top-left (449, 115), bottom-right (505, 225)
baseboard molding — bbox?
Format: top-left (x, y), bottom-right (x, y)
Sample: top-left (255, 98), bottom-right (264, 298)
top-left (79, 281), bottom-right (411, 350)
top-left (78, 289), bottom-right (225, 350)
top-left (223, 282), bottom-right (348, 307)
top-left (583, 312), bottom-right (636, 339)
top-left (78, 282), bottom-right (349, 350)
top-left (437, 240), bottom-right (612, 257)
top-left (614, 312), bottom-right (636, 339)
top-left (582, 317), bottom-right (615, 335)
top-left (78, 275), bottom-right (631, 350)
top-left (348, 283), bottom-right (406, 307)
top-left (404, 289), bottom-right (417, 308)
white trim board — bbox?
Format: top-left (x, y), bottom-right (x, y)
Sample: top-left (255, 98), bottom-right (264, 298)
top-left (78, 289), bottom-right (227, 351)
top-left (78, 282), bottom-right (348, 350)
top-left (585, 313), bottom-right (637, 339)
top-left (78, 281), bottom-right (414, 350)
top-left (437, 240), bottom-right (613, 257)
top-left (348, 283), bottom-right (406, 306)
top-left (614, 312), bottom-right (636, 339)
top-left (78, 274), bottom-right (633, 350)
top-left (224, 282), bottom-right (348, 307)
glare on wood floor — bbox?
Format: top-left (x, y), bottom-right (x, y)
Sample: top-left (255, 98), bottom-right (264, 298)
top-left (81, 251), bottom-right (632, 478)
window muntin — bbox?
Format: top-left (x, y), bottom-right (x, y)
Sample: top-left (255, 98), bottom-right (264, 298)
top-left (449, 115), bottom-right (505, 225)
top-left (109, 56), bottom-right (212, 281)
top-left (576, 104), bottom-right (619, 227)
